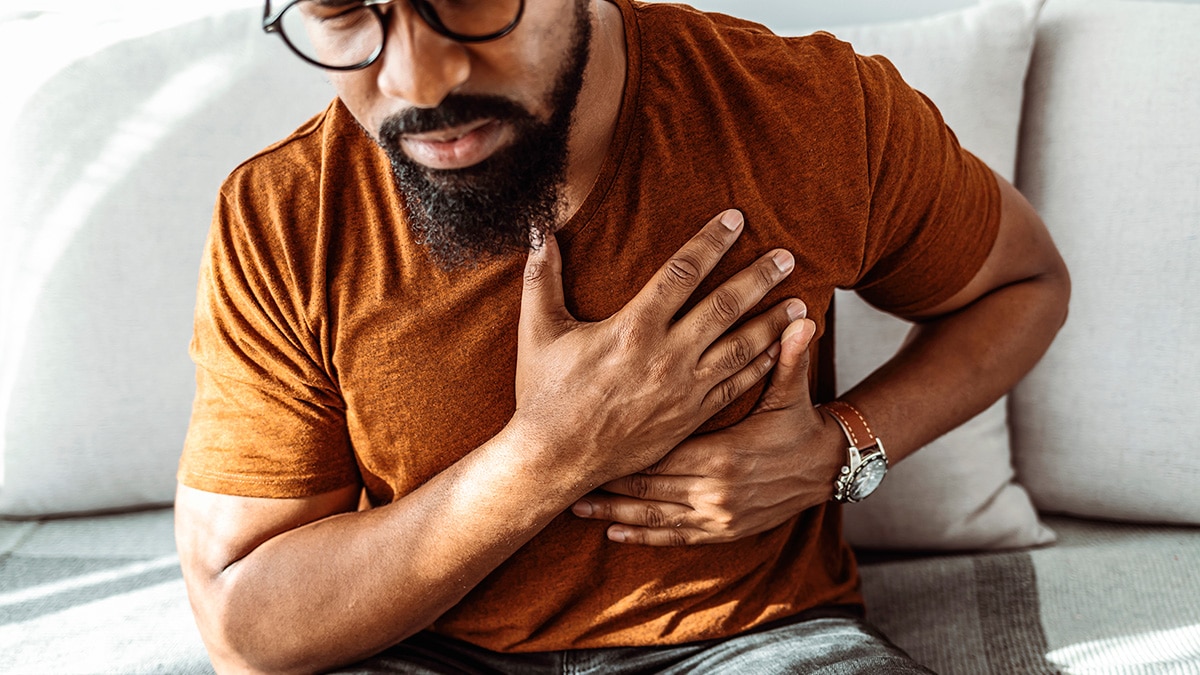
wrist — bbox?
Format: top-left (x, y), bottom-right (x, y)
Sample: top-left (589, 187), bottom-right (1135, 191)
top-left (819, 400), bottom-right (889, 503)
top-left (814, 407), bottom-right (847, 502)
top-left (499, 414), bottom-right (602, 499)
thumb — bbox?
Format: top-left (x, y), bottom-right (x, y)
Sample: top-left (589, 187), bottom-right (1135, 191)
top-left (754, 317), bottom-right (816, 413)
top-left (519, 233), bottom-right (572, 342)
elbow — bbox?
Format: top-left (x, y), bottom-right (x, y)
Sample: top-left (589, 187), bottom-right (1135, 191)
top-left (186, 568), bottom-right (308, 675)
top-left (1045, 250), bottom-right (1072, 333)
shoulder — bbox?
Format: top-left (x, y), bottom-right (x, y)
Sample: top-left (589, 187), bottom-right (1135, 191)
top-left (210, 99), bottom-right (378, 259)
top-left (631, 2), bottom-right (861, 89)
top-left (201, 100), bottom-right (375, 325)
top-left (218, 99), bottom-right (351, 209)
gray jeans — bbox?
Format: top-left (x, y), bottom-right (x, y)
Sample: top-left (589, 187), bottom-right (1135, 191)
top-left (338, 606), bottom-right (935, 674)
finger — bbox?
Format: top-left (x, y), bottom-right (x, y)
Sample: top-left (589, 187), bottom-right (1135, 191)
top-left (756, 318), bottom-right (817, 413)
top-left (518, 234), bottom-right (571, 341)
top-left (700, 341), bottom-right (780, 414)
top-left (571, 494), bottom-right (692, 529)
top-left (676, 248), bottom-right (794, 345)
top-left (597, 473), bottom-right (700, 504)
top-left (626, 209), bottom-right (744, 321)
top-left (698, 299), bottom-right (805, 381)
top-left (608, 525), bottom-right (705, 547)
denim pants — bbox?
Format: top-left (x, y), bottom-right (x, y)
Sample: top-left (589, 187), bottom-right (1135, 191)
top-left (338, 606), bottom-right (936, 674)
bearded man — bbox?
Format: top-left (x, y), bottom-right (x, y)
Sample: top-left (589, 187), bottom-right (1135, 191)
top-left (174, 0), bottom-right (1070, 672)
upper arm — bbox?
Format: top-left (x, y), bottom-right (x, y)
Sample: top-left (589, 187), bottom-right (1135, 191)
top-left (902, 170), bottom-right (1070, 321)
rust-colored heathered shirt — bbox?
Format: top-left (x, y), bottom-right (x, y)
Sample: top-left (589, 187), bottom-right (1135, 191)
top-left (180, 0), bottom-right (999, 653)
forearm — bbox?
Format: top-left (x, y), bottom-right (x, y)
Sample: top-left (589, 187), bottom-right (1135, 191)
top-left (193, 426), bottom-right (589, 674)
top-left (840, 268), bottom-right (1069, 465)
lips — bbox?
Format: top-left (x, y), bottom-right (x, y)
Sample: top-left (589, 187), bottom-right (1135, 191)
top-left (399, 118), bottom-right (510, 170)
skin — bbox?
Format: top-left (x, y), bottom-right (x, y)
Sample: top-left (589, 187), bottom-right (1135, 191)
top-left (175, 0), bottom-right (1071, 672)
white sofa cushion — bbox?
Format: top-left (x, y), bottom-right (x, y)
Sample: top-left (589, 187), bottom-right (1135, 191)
top-left (1011, 0), bottom-right (1200, 523)
top-left (784, 0), bottom-right (1055, 550)
top-left (0, 9), bottom-right (332, 517)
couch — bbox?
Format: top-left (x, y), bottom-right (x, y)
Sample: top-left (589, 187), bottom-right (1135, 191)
top-left (2, 0), bottom-right (1198, 672)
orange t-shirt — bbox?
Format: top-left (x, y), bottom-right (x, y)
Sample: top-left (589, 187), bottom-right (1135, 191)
top-left (180, 0), bottom-right (1000, 653)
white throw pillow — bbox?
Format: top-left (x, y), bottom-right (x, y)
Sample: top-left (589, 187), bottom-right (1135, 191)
top-left (782, 0), bottom-right (1056, 550)
top-left (0, 9), bottom-right (332, 516)
top-left (1011, 0), bottom-right (1200, 523)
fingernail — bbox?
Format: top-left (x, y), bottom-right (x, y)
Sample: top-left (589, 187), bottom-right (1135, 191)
top-left (720, 210), bottom-right (743, 231)
top-left (609, 528), bottom-right (627, 543)
top-left (768, 342), bottom-right (781, 359)
top-left (787, 301), bottom-right (807, 322)
top-left (773, 250), bottom-right (794, 273)
top-left (572, 500), bottom-right (594, 517)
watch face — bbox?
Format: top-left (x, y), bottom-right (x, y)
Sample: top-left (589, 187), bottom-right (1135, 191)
top-left (850, 456), bottom-right (887, 501)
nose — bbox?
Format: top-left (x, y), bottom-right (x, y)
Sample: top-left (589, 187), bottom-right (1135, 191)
top-left (374, 2), bottom-right (472, 108)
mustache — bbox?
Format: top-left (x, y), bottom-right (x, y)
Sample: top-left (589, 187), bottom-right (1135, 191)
top-left (378, 94), bottom-right (534, 139)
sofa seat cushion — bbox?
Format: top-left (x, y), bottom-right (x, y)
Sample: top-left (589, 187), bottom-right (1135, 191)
top-left (860, 516), bottom-right (1200, 673)
top-left (3, 509), bottom-right (1197, 674)
top-left (0, 509), bottom-right (211, 674)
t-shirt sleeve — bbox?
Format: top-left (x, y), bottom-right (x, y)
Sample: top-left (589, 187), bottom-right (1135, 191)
top-left (849, 53), bottom-right (1001, 316)
top-left (178, 185), bottom-right (360, 498)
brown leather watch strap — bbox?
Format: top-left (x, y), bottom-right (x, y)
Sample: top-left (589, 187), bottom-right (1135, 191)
top-left (820, 399), bottom-right (878, 451)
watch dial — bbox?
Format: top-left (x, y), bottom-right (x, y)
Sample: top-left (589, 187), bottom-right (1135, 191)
top-left (851, 457), bottom-right (887, 500)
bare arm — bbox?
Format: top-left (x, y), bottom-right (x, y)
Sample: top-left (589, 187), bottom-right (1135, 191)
top-left (175, 210), bottom-right (808, 673)
top-left (575, 171), bottom-right (1070, 544)
top-left (842, 170), bottom-right (1070, 463)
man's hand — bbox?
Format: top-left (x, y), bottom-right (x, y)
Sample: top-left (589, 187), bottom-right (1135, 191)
top-left (511, 209), bottom-right (805, 486)
top-left (570, 313), bottom-right (847, 545)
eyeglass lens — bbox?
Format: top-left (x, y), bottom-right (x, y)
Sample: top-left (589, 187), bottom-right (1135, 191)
top-left (278, 0), bottom-right (521, 70)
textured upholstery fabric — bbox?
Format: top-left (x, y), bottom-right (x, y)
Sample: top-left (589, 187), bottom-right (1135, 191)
top-left (861, 516), bottom-right (1200, 673)
top-left (1011, 0), bottom-right (1200, 523)
top-left (4, 509), bottom-right (1196, 673)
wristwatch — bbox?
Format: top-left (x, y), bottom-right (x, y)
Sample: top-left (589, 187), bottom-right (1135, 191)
top-left (820, 400), bottom-right (889, 503)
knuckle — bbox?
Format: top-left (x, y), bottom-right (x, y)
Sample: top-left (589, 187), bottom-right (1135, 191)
top-left (713, 377), bottom-right (741, 407)
top-left (720, 335), bottom-right (754, 372)
top-left (614, 320), bottom-right (648, 349)
top-left (708, 490), bottom-right (732, 512)
top-left (755, 259), bottom-right (779, 288)
top-left (707, 288), bottom-right (742, 324)
top-left (666, 528), bottom-right (689, 547)
top-left (629, 474), bottom-right (653, 500)
top-left (714, 516), bottom-right (737, 537)
top-left (697, 229), bottom-right (727, 255)
top-left (663, 254), bottom-right (702, 289)
top-left (523, 260), bottom-right (549, 288)
top-left (719, 513), bottom-right (739, 533)
top-left (643, 505), bottom-right (668, 528)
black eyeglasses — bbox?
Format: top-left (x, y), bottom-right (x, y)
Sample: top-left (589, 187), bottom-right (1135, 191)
top-left (263, 0), bottom-right (525, 71)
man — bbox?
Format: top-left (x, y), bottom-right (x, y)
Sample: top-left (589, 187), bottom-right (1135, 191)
top-left (175, 0), bottom-right (1070, 672)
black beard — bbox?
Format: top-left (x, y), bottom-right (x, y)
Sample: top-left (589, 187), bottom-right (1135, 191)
top-left (377, 6), bottom-right (593, 270)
